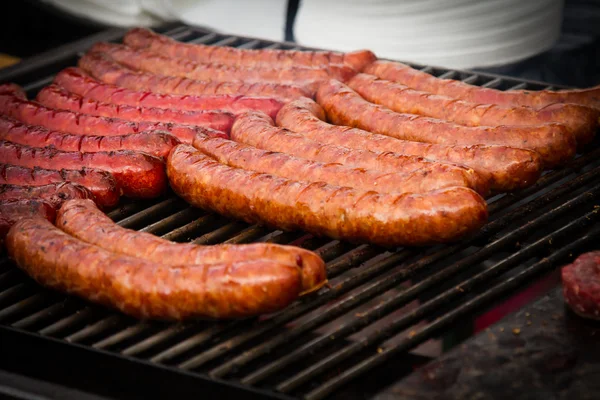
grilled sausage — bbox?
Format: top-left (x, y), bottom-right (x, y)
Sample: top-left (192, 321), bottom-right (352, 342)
top-left (0, 83), bottom-right (25, 98)
top-left (0, 116), bottom-right (179, 159)
top-left (561, 251), bottom-right (600, 320)
top-left (167, 144), bottom-right (489, 247)
top-left (0, 199), bottom-right (56, 243)
top-left (57, 199), bottom-right (326, 294)
top-left (275, 97), bottom-right (543, 191)
top-left (91, 42), bottom-right (356, 89)
top-left (123, 27), bottom-right (376, 71)
top-left (0, 91), bottom-right (224, 144)
top-left (37, 84), bottom-right (234, 133)
top-left (0, 141), bottom-right (166, 199)
top-left (348, 73), bottom-right (599, 147)
top-left (0, 182), bottom-right (92, 209)
top-left (364, 60), bottom-right (600, 110)
top-left (0, 164), bottom-right (119, 209)
top-left (193, 132), bottom-right (486, 195)
top-left (54, 68), bottom-right (284, 120)
top-left (317, 79), bottom-right (576, 167)
top-left (79, 51), bottom-right (312, 102)
top-left (6, 218), bottom-right (304, 319)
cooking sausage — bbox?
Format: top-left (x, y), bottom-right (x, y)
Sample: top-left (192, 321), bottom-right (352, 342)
top-left (348, 73), bottom-right (599, 147)
top-left (0, 199), bottom-right (56, 243)
top-left (6, 218), bottom-right (304, 319)
top-left (123, 27), bottom-right (376, 72)
top-left (0, 115), bottom-right (179, 159)
top-left (167, 144), bottom-right (489, 247)
top-left (90, 42), bottom-right (356, 88)
top-left (0, 91), bottom-right (225, 144)
top-left (0, 182), bottom-right (92, 209)
top-left (54, 68), bottom-right (284, 120)
top-left (0, 140), bottom-right (166, 199)
top-left (193, 132), bottom-right (487, 196)
top-left (37, 84), bottom-right (234, 133)
top-left (79, 51), bottom-right (312, 102)
top-left (0, 163), bottom-right (119, 209)
top-left (317, 79), bottom-right (576, 167)
top-left (561, 251), bottom-right (600, 320)
top-left (0, 83), bottom-right (25, 98)
top-left (56, 199), bottom-right (326, 294)
top-left (364, 60), bottom-right (600, 110)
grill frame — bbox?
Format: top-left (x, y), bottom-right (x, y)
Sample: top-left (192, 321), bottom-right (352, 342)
top-left (0, 22), bottom-right (597, 400)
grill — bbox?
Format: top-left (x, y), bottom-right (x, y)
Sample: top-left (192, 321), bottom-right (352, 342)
top-left (0, 22), bottom-right (599, 400)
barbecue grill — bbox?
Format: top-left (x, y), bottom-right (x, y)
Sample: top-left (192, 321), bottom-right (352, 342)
top-left (0, 23), bottom-right (599, 400)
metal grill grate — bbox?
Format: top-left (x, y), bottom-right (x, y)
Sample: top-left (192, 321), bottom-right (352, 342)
top-left (0, 23), bottom-right (598, 400)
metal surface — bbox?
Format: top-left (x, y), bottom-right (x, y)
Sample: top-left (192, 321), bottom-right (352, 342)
top-left (0, 23), bottom-right (598, 400)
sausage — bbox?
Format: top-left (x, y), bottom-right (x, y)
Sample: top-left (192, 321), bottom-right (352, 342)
top-left (79, 51), bottom-right (312, 102)
top-left (561, 251), bottom-right (600, 320)
top-left (54, 68), bottom-right (284, 120)
top-left (348, 73), bottom-right (599, 147)
top-left (123, 27), bottom-right (376, 72)
top-left (0, 163), bottom-right (119, 209)
top-left (6, 218), bottom-right (304, 319)
top-left (193, 132), bottom-right (487, 196)
top-left (275, 97), bottom-right (543, 191)
top-left (0, 182), bottom-right (92, 209)
top-left (0, 91), bottom-right (225, 144)
top-left (90, 42), bottom-right (356, 88)
top-left (364, 60), bottom-right (600, 110)
top-left (167, 144), bottom-right (489, 247)
top-left (56, 199), bottom-right (326, 294)
top-left (37, 84), bottom-right (235, 133)
top-left (317, 79), bottom-right (576, 167)
top-left (0, 140), bottom-right (166, 199)
top-left (0, 115), bottom-right (179, 159)
top-left (0, 199), bottom-right (56, 243)
top-left (0, 83), bottom-right (25, 98)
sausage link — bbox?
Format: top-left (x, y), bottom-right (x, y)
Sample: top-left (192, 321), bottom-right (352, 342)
top-left (275, 97), bottom-right (543, 191)
top-left (0, 199), bottom-right (55, 243)
top-left (37, 84), bottom-right (234, 133)
top-left (54, 68), bottom-right (284, 119)
top-left (123, 27), bottom-right (376, 71)
top-left (0, 163), bottom-right (119, 209)
top-left (0, 182), bottom-right (92, 209)
top-left (167, 144), bottom-right (489, 247)
top-left (364, 60), bottom-right (600, 110)
top-left (57, 199), bottom-right (326, 293)
top-left (0, 83), bottom-right (25, 98)
top-left (0, 115), bottom-right (179, 159)
top-left (317, 79), bottom-right (576, 167)
top-left (6, 218), bottom-right (303, 320)
top-left (0, 140), bottom-right (166, 199)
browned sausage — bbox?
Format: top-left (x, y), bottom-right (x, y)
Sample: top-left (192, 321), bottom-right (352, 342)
top-left (274, 97), bottom-right (543, 191)
top-left (0, 163), bottom-right (119, 209)
top-left (193, 132), bottom-right (487, 196)
top-left (364, 60), bottom-right (600, 110)
top-left (347, 73), bottom-right (599, 147)
top-left (56, 199), bottom-right (326, 294)
top-left (6, 218), bottom-right (304, 320)
top-left (123, 27), bottom-right (376, 71)
top-left (0, 199), bottom-right (55, 242)
top-left (317, 79), bottom-right (576, 167)
top-left (0, 182), bottom-right (92, 209)
top-left (167, 144), bottom-right (489, 247)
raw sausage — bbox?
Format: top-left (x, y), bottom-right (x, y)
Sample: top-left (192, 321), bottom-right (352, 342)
top-left (57, 199), bottom-right (326, 294)
top-left (0, 199), bottom-right (55, 243)
top-left (561, 251), bottom-right (600, 320)
top-left (167, 144), bottom-right (489, 247)
top-left (6, 218), bottom-right (303, 319)
top-left (0, 182), bottom-right (92, 209)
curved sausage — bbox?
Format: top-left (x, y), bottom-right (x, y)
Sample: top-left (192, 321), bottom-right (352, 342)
top-left (0, 182), bottom-right (92, 209)
top-left (0, 199), bottom-right (56, 243)
top-left (79, 51), bottom-right (312, 102)
top-left (348, 73), bottom-right (599, 147)
top-left (123, 27), bottom-right (376, 71)
top-left (275, 98), bottom-right (543, 191)
top-left (0, 116), bottom-right (179, 159)
top-left (6, 218), bottom-right (303, 320)
top-left (0, 140), bottom-right (166, 199)
top-left (167, 144), bottom-right (489, 247)
top-left (0, 163), bottom-right (119, 209)
top-left (364, 60), bottom-right (600, 110)
top-left (56, 199), bottom-right (326, 294)
top-left (317, 79), bottom-right (576, 167)
top-left (193, 132), bottom-right (487, 196)
top-left (37, 84), bottom-right (234, 133)
top-left (54, 68), bottom-right (284, 120)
